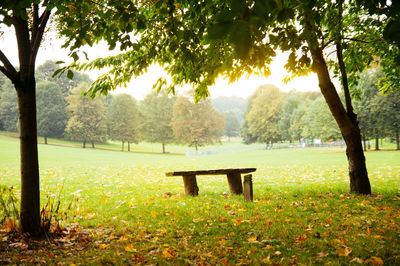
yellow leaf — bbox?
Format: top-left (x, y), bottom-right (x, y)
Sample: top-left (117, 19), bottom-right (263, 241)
top-left (99, 244), bottom-right (108, 249)
top-left (125, 244), bottom-right (135, 252)
top-left (247, 235), bottom-right (258, 242)
top-left (162, 249), bottom-right (176, 258)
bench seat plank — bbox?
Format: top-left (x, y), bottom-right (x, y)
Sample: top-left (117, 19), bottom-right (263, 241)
top-left (165, 168), bottom-right (256, 177)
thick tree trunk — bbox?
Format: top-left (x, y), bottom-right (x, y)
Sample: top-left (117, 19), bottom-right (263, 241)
top-left (83, 140), bottom-right (86, 148)
top-left (396, 130), bottom-right (399, 150)
top-left (91, 141), bottom-right (94, 148)
top-left (162, 143), bottom-right (165, 153)
top-left (375, 134), bottom-right (379, 151)
top-left (44, 136), bottom-right (47, 144)
top-left (307, 43), bottom-right (371, 194)
top-left (16, 84), bottom-right (41, 236)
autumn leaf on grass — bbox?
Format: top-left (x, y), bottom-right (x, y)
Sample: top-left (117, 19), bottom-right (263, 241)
top-left (336, 247), bottom-right (352, 257)
top-left (162, 249), bottom-right (176, 258)
top-left (99, 244), bottom-right (108, 249)
top-left (364, 256), bottom-right (383, 265)
top-left (125, 243), bottom-right (135, 252)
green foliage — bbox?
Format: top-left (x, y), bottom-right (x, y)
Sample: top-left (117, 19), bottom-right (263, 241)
top-left (224, 111), bottom-right (240, 139)
top-left (245, 84), bottom-right (284, 145)
top-left (36, 82), bottom-right (68, 141)
top-left (138, 91), bottom-right (175, 152)
top-left (65, 83), bottom-right (107, 146)
top-left (301, 97), bottom-right (341, 141)
top-left (106, 93), bottom-right (139, 150)
top-left (36, 60), bottom-right (92, 97)
top-left (212, 96), bottom-right (247, 125)
top-left (0, 80), bottom-right (18, 132)
top-left (354, 69), bottom-right (400, 148)
top-left (170, 97), bottom-right (225, 150)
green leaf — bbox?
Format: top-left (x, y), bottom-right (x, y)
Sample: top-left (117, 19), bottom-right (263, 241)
top-left (208, 22), bottom-right (232, 40)
top-left (217, 9), bottom-right (236, 22)
top-left (383, 19), bottom-right (400, 43)
top-left (230, 21), bottom-right (251, 59)
top-left (67, 70), bottom-right (74, 80)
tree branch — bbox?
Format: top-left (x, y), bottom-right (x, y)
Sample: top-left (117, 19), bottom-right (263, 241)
top-left (31, 9), bottom-right (51, 62)
top-left (0, 66), bottom-right (17, 82)
top-left (0, 49), bottom-right (17, 79)
top-left (31, 3), bottom-right (40, 47)
top-left (343, 38), bottom-right (370, 44)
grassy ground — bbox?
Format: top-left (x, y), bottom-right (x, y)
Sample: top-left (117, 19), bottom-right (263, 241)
top-left (0, 135), bottom-right (399, 264)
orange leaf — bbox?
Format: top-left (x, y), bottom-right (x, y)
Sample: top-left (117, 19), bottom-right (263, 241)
top-left (365, 256), bottom-right (383, 265)
top-left (336, 247), bottom-right (352, 257)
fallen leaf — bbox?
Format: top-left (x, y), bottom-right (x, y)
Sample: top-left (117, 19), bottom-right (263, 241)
top-left (336, 247), bottom-right (352, 257)
top-left (99, 244), bottom-right (108, 249)
top-left (317, 251), bottom-right (328, 258)
top-left (364, 256), bottom-right (383, 265)
top-left (162, 249), bottom-right (176, 258)
top-left (350, 257), bottom-right (364, 264)
top-left (125, 243), bottom-right (135, 252)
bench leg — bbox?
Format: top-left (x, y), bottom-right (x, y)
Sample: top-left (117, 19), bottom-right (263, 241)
top-left (182, 174), bottom-right (199, 196)
top-left (243, 174), bottom-right (253, 202)
top-left (227, 173), bottom-right (243, 195)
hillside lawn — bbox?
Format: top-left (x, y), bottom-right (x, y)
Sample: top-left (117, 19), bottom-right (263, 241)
top-left (0, 135), bottom-right (399, 264)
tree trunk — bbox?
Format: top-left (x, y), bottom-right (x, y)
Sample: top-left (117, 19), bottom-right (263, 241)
top-left (16, 85), bottom-right (41, 236)
top-left (122, 141), bottom-right (124, 151)
top-left (162, 143), bottom-right (165, 153)
top-left (375, 134), bottom-right (379, 151)
top-left (396, 129), bottom-right (399, 150)
top-left (44, 136), bottom-right (47, 144)
top-left (91, 141), bottom-right (94, 148)
top-left (83, 140), bottom-right (86, 148)
top-left (306, 40), bottom-right (371, 194)
top-left (128, 141), bottom-right (130, 152)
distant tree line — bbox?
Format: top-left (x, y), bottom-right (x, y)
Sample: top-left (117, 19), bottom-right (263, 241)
top-left (241, 74), bottom-right (400, 150)
top-left (0, 61), bottom-right (228, 152)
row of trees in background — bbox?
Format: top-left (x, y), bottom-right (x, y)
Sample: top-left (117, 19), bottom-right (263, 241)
top-left (1, 62), bottom-right (398, 152)
top-left (0, 61), bottom-right (226, 152)
top-left (242, 70), bottom-right (400, 150)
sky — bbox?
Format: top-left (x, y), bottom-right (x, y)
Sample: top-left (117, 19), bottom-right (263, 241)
top-left (0, 26), bottom-right (322, 100)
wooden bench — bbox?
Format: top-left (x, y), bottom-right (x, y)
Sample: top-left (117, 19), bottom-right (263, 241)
top-left (165, 168), bottom-right (256, 201)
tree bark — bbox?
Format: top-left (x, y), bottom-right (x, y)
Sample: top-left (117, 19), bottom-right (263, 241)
top-left (375, 134), bottom-right (379, 151)
top-left (162, 143), bottom-right (165, 153)
top-left (396, 129), bottom-right (399, 150)
top-left (306, 39), bottom-right (371, 194)
top-left (16, 84), bottom-right (41, 236)
top-left (122, 141), bottom-right (124, 151)
top-left (128, 141), bottom-right (130, 152)
top-left (83, 140), bottom-right (86, 148)
top-left (91, 141), bottom-right (95, 148)
top-left (44, 136), bottom-right (47, 144)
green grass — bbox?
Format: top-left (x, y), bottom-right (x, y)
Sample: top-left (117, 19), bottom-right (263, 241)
top-left (1, 135), bottom-right (399, 264)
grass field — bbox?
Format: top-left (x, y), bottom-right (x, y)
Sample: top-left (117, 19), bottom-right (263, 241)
top-left (1, 135), bottom-right (399, 264)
